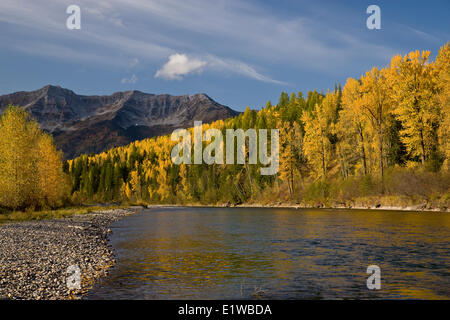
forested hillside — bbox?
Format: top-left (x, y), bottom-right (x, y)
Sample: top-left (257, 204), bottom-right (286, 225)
top-left (67, 44), bottom-right (450, 209)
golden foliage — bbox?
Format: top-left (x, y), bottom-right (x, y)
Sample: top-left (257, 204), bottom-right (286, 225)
top-left (67, 43), bottom-right (450, 206)
top-left (0, 106), bottom-right (68, 209)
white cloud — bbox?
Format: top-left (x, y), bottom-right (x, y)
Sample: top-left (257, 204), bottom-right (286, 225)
top-left (155, 54), bottom-right (207, 80)
top-left (155, 53), bottom-right (287, 84)
top-left (121, 74), bottom-right (138, 84)
top-left (118, 0), bottom-right (395, 69)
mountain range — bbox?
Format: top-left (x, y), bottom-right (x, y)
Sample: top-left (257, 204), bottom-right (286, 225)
top-left (0, 85), bottom-right (239, 158)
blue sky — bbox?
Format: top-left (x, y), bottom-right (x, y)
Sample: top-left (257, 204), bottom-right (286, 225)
top-left (0, 0), bottom-right (448, 111)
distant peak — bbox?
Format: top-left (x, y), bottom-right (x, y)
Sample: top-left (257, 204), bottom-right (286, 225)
top-left (39, 85), bottom-right (74, 96)
top-left (126, 89), bottom-right (144, 94)
top-left (41, 84), bottom-right (63, 92)
top-left (191, 93), bottom-right (212, 100)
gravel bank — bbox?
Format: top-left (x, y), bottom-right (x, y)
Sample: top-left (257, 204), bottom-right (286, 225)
top-left (0, 208), bottom-right (140, 300)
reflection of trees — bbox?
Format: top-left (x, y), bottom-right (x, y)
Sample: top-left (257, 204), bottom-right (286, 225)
top-left (113, 208), bottom-right (450, 299)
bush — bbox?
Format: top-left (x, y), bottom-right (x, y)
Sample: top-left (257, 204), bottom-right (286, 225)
top-left (385, 167), bottom-right (450, 198)
top-left (303, 180), bottom-right (330, 204)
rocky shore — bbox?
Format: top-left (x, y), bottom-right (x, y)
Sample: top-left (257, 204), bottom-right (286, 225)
top-left (147, 203), bottom-right (449, 212)
top-left (233, 203), bottom-right (449, 212)
top-left (0, 208), bottom-right (140, 300)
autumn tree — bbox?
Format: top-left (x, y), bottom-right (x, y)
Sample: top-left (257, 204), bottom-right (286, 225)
top-left (435, 43), bottom-right (450, 171)
top-left (156, 157), bottom-right (172, 201)
top-left (359, 67), bottom-right (392, 190)
top-left (65, 43), bottom-right (449, 205)
top-left (301, 93), bottom-right (338, 179)
top-left (339, 77), bottom-right (369, 176)
top-left (177, 163), bottom-right (191, 201)
top-left (0, 106), bottom-right (68, 209)
top-left (36, 133), bottom-right (69, 207)
top-left (278, 121), bottom-right (303, 197)
top-left (389, 50), bottom-right (440, 165)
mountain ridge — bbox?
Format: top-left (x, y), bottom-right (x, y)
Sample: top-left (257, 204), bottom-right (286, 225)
top-left (0, 85), bottom-right (239, 158)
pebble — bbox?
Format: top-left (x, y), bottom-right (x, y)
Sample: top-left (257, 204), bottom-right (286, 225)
top-left (0, 208), bottom-right (138, 300)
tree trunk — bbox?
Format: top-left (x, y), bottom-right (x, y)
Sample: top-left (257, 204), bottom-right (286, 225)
top-left (321, 135), bottom-right (326, 178)
top-left (359, 126), bottom-right (367, 175)
top-left (379, 131), bottom-right (384, 194)
top-left (420, 129), bottom-right (426, 164)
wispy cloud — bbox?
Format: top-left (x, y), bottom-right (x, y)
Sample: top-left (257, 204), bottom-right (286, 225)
top-left (121, 74), bottom-right (138, 84)
top-left (0, 1), bottom-right (394, 61)
top-left (84, 1), bottom-right (125, 27)
top-left (155, 53), bottom-right (287, 84)
top-left (401, 25), bottom-right (442, 44)
top-left (115, 0), bottom-right (395, 68)
top-left (205, 56), bottom-right (289, 85)
top-left (0, 0), bottom-right (398, 84)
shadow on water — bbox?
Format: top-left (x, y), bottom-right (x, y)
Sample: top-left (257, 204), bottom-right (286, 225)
top-left (86, 207), bottom-right (450, 299)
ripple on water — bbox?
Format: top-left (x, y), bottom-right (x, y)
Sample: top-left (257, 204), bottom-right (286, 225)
top-left (86, 207), bottom-right (450, 300)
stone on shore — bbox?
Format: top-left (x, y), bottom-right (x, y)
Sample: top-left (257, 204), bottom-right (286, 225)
top-left (0, 208), bottom-right (137, 300)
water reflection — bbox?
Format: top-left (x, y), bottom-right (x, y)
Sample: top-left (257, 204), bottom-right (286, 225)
top-left (87, 208), bottom-right (450, 299)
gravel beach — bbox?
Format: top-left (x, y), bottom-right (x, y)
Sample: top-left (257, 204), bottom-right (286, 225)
top-left (0, 208), bottom-right (140, 300)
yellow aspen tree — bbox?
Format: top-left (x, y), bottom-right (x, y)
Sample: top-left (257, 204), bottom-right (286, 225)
top-left (339, 77), bottom-right (369, 176)
top-left (359, 67), bottom-right (392, 190)
top-left (301, 103), bottom-right (332, 179)
top-left (156, 158), bottom-right (171, 201)
top-left (435, 43), bottom-right (450, 170)
top-left (125, 183), bottom-right (133, 200)
top-left (389, 50), bottom-right (440, 164)
top-left (143, 161), bottom-right (157, 201)
top-left (0, 106), bottom-right (40, 209)
top-left (278, 121), bottom-right (302, 197)
top-left (36, 133), bottom-right (68, 207)
top-left (178, 163), bottom-right (191, 201)
top-left (129, 169), bottom-right (141, 201)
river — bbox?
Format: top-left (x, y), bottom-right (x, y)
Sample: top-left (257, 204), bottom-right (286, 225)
top-left (86, 207), bottom-right (450, 299)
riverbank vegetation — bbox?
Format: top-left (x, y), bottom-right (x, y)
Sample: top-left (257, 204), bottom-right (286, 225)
top-left (65, 44), bottom-right (450, 210)
top-left (0, 205), bottom-right (124, 224)
top-left (0, 107), bottom-right (124, 220)
top-left (0, 44), bottom-right (449, 213)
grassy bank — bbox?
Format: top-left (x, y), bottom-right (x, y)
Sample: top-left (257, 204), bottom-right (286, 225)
top-left (0, 205), bottom-right (125, 224)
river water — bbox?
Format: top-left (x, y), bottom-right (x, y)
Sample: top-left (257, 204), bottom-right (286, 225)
top-left (87, 207), bottom-right (450, 299)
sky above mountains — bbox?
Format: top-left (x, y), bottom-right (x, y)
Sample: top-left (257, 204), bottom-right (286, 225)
top-left (0, 0), bottom-right (448, 111)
